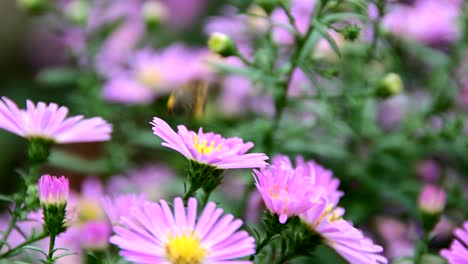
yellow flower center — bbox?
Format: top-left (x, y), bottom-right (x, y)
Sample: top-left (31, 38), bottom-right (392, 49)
top-left (79, 199), bottom-right (104, 222)
top-left (165, 233), bottom-right (207, 264)
top-left (193, 135), bottom-right (221, 155)
top-left (137, 66), bottom-right (163, 89)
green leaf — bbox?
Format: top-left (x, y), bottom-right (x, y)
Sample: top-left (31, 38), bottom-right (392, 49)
top-left (313, 20), bottom-right (342, 57)
top-left (0, 194), bottom-right (14, 203)
top-left (322, 12), bottom-right (368, 23)
top-left (36, 68), bottom-right (80, 87)
top-left (48, 150), bottom-right (108, 174)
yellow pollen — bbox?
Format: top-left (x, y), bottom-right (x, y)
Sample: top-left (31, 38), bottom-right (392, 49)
top-left (137, 66), bottom-right (163, 89)
top-left (193, 135), bottom-right (221, 155)
top-left (165, 234), bottom-right (207, 264)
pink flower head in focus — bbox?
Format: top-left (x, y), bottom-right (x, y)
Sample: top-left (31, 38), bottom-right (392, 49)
top-left (0, 97), bottom-right (112, 143)
top-left (253, 164), bottom-right (320, 224)
top-left (151, 117), bottom-right (268, 169)
top-left (110, 197), bottom-right (256, 263)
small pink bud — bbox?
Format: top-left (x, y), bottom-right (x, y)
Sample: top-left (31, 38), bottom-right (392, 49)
top-left (38, 175), bottom-right (69, 206)
top-left (419, 185), bottom-right (446, 215)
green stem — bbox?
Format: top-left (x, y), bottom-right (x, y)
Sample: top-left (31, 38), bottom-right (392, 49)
top-left (367, 0), bottom-right (386, 61)
top-left (46, 233), bottom-right (56, 263)
top-left (250, 232), bottom-right (276, 261)
top-left (0, 232), bottom-right (48, 258)
top-left (201, 191), bottom-right (211, 208)
top-left (183, 183), bottom-right (199, 204)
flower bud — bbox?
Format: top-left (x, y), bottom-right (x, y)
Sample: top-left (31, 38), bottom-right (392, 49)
top-left (17, 0), bottom-right (46, 14)
top-left (342, 24), bottom-right (361, 41)
top-left (418, 185), bottom-right (446, 232)
top-left (208, 32), bottom-right (238, 57)
top-left (24, 184), bottom-right (40, 211)
top-left (375, 73), bottom-right (403, 98)
top-left (142, 1), bottom-right (168, 29)
top-left (28, 137), bottom-right (53, 165)
top-left (65, 0), bottom-right (90, 25)
top-left (38, 175), bottom-right (70, 236)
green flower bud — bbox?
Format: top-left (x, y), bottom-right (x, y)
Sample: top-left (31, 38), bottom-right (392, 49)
top-left (28, 137), bottom-right (53, 165)
top-left (208, 32), bottom-right (238, 57)
top-left (65, 0), bottom-right (90, 25)
top-left (342, 24), bottom-right (361, 41)
top-left (142, 1), bottom-right (168, 29)
top-left (375, 73), bottom-right (404, 98)
top-left (25, 184), bottom-right (40, 211)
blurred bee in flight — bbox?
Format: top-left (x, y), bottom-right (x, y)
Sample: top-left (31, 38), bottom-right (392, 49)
top-left (167, 80), bottom-right (208, 119)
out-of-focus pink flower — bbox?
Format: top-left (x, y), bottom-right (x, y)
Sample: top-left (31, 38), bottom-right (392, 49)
top-left (110, 197), bottom-right (256, 263)
top-left (107, 165), bottom-right (179, 201)
top-left (103, 194), bottom-right (146, 224)
top-left (151, 117), bottom-right (268, 169)
top-left (377, 94), bottom-right (408, 131)
top-left (81, 221), bottom-right (112, 250)
top-left (418, 185), bottom-right (446, 214)
top-left (162, 0), bottom-right (206, 29)
top-left (271, 0), bottom-right (316, 45)
top-left (102, 45), bottom-right (212, 104)
top-left (375, 217), bottom-right (414, 259)
top-left (416, 159), bottom-right (440, 182)
top-left (382, 0), bottom-right (461, 45)
top-left (0, 97), bottom-right (112, 143)
top-left (441, 221), bottom-right (468, 264)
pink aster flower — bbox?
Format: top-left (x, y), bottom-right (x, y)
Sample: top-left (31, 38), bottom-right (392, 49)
top-left (38, 175), bottom-right (69, 206)
top-left (150, 117), bottom-right (268, 169)
top-left (272, 155), bottom-right (343, 206)
top-left (110, 197), bottom-right (256, 263)
top-left (301, 200), bottom-right (387, 264)
top-left (0, 97), bottom-right (112, 143)
top-left (441, 221), bottom-right (468, 264)
top-left (253, 164), bottom-right (320, 224)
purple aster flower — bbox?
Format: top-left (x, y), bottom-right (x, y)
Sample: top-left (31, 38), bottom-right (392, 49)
top-left (441, 221), bottom-right (468, 264)
top-left (301, 200), bottom-right (388, 264)
top-left (150, 117), bottom-right (268, 169)
top-left (38, 175), bottom-right (69, 206)
top-left (253, 164), bottom-right (321, 224)
top-left (110, 197), bottom-right (256, 263)
top-left (0, 97), bottom-right (112, 143)
top-left (272, 155), bottom-right (344, 206)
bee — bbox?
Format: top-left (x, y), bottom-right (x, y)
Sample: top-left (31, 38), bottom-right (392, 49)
top-left (167, 80), bottom-right (208, 119)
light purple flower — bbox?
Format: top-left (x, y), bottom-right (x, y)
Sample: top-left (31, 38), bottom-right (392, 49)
top-left (382, 0), bottom-right (461, 45)
top-left (418, 185), bottom-right (446, 214)
top-left (151, 117), bottom-right (268, 169)
top-left (253, 164), bottom-right (320, 223)
top-left (102, 45), bottom-right (212, 104)
top-left (441, 221), bottom-right (468, 264)
top-left (162, 0), bottom-right (206, 29)
top-left (38, 175), bottom-right (69, 206)
top-left (301, 200), bottom-right (387, 264)
top-left (0, 97), bottom-right (112, 143)
top-left (110, 197), bottom-right (256, 263)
